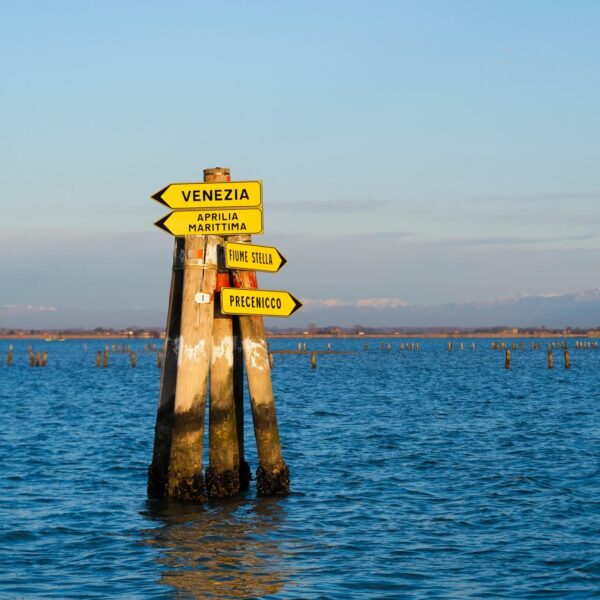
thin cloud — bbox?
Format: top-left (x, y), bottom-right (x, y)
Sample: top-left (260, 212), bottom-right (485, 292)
top-left (1, 304), bottom-right (58, 313)
top-left (271, 199), bottom-right (393, 213)
top-left (471, 191), bottom-right (600, 204)
top-left (302, 297), bottom-right (410, 310)
top-left (444, 233), bottom-right (597, 246)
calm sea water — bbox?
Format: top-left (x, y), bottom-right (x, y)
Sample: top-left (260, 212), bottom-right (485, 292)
top-left (1, 337), bottom-right (599, 599)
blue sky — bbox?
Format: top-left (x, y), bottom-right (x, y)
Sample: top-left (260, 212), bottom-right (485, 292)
top-left (1, 1), bottom-right (599, 326)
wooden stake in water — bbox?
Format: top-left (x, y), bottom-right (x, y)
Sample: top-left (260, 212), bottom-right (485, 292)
top-left (505, 350), bottom-right (511, 369)
top-left (311, 351), bottom-right (317, 369)
top-left (167, 235), bottom-right (219, 501)
top-left (42, 351), bottom-right (48, 367)
top-left (207, 263), bottom-right (241, 499)
top-left (564, 349), bottom-right (571, 369)
top-left (7, 345), bottom-right (12, 367)
top-left (548, 349), bottom-right (554, 369)
top-left (232, 267), bottom-right (290, 496)
top-left (148, 237), bottom-right (185, 497)
top-left (131, 351), bottom-right (136, 368)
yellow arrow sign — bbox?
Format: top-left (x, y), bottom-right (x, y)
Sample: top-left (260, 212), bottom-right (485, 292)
top-left (152, 181), bottom-right (262, 210)
top-left (220, 288), bottom-right (302, 317)
top-left (224, 242), bottom-right (287, 273)
top-left (155, 209), bottom-right (263, 236)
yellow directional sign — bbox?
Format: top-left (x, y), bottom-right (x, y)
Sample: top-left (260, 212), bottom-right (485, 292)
top-left (152, 181), bottom-right (262, 210)
top-left (155, 209), bottom-right (263, 236)
top-left (224, 242), bottom-right (287, 273)
top-left (220, 288), bottom-right (302, 317)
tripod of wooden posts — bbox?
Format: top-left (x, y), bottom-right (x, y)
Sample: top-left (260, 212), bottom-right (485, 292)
top-left (147, 168), bottom-right (289, 501)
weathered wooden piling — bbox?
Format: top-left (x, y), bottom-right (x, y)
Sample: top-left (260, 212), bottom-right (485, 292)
top-left (548, 349), bottom-right (554, 369)
top-left (448, 342), bottom-right (453, 351)
top-left (35, 352), bottom-right (42, 367)
top-left (505, 350), bottom-right (511, 369)
top-left (207, 249), bottom-right (241, 498)
top-left (232, 266), bottom-right (290, 496)
top-left (103, 346), bottom-right (109, 368)
top-left (268, 351), bottom-right (274, 368)
top-left (156, 350), bottom-right (162, 368)
top-left (28, 346), bottom-right (34, 367)
top-left (311, 351), bottom-right (317, 369)
top-left (232, 315), bottom-right (250, 491)
top-left (131, 351), bottom-right (136, 368)
top-left (167, 234), bottom-right (219, 501)
top-left (148, 237), bottom-right (185, 497)
top-left (7, 345), bottom-right (12, 367)
top-left (564, 349), bottom-right (571, 369)
top-left (42, 351), bottom-right (48, 367)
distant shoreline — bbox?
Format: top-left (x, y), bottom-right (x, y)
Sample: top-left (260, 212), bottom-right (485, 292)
top-left (1, 331), bottom-right (599, 340)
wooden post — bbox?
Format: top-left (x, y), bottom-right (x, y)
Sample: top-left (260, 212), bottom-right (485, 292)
top-left (131, 351), bottom-right (136, 368)
top-left (268, 352), bottom-right (274, 368)
top-left (148, 237), bottom-right (185, 497)
top-left (167, 234), bottom-right (219, 501)
top-left (103, 346), bottom-right (109, 368)
top-left (28, 346), bottom-right (34, 367)
top-left (233, 314), bottom-right (250, 490)
top-left (311, 351), bottom-right (317, 369)
top-left (205, 167), bottom-right (245, 498)
top-left (156, 350), bottom-right (162, 368)
top-left (564, 349), bottom-right (571, 369)
top-left (548, 349), bottom-right (553, 369)
top-left (231, 267), bottom-right (290, 496)
top-left (505, 350), bottom-right (511, 369)
top-left (42, 351), bottom-right (48, 367)
top-left (7, 345), bottom-right (12, 367)
top-left (207, 267), bottom-right (241, 498)
top-left (35, 352), bottom-right (42, 367)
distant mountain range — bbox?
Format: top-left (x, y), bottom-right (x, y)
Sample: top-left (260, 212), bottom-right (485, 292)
top-left (290, 288), bottom-right (600, 329)
top-left (2, 288), bottom-right (600, 330)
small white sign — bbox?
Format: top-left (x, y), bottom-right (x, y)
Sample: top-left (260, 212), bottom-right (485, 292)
top-left (194, 292), bottom-right (211, 304)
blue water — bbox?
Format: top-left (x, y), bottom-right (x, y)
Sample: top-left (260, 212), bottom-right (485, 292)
top-left (1, 338), bottom-right (600, 598)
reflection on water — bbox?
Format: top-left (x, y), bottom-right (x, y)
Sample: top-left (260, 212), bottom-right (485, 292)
top-left (142, 497), bottom-right (291, 599)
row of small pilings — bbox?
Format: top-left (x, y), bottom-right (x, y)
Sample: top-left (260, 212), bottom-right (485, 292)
top-left (94, 346), bottom-right (164, 368)
top-left (504, 348), bottom-right (571, 369)
top-left (2, 346), bottom-right (48, 367)
top-left (1, 344), bottom-right (163, 368)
